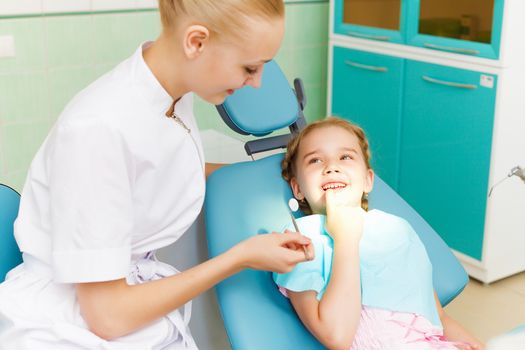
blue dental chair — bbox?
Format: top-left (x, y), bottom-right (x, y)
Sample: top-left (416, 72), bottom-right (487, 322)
top-left (0, 184), bottom-right (22, 282)
top-left (205, 61), bottom-right (469, 349)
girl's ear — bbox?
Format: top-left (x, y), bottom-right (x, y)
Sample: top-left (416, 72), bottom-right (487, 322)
top-left (290, 178), bottom-right (305, 201)
top-left (183, 24), bottom-right (210, 59)
top-left (364, 168), bottom-right (375, 194)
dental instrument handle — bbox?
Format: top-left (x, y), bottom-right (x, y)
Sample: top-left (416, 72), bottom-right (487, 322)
top-left (288, 198), bottom-right (311, 261)
top-left (290, 214), bottom-right (311, 261)
top-left (290, 214), bottom-right (300, 234)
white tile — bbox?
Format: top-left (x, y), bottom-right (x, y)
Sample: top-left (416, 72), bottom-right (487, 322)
top-left (0, 0), bottom-right (42, 16)
top-left (200, 130), bottom-right (252, 163)
top-left (43, 0), bottom-right (90, 14)
top-left (201, 129), bottom-right (243, 150)
top-left (0, 35), bottom-right (16, 58)
top-left (91, 0), bottom-right (134, 12)
top-left (135, 0), bottom-right (157, 10)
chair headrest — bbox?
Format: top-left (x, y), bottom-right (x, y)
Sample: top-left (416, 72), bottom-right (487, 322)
top-left (217, 60), bottom-right (300, 136)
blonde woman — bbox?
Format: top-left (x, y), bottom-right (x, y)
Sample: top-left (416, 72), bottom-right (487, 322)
top-left (0, 1), bottom-right (313, 349)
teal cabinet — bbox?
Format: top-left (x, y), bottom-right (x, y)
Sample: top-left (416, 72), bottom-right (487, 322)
top-left (333, 0), bottom-right (408, 44)
top-left (332, 47), bottom-right (404, 189)
top-left (334, 0), bottom-right (504, 59)
top-left (330, 46), bottom-right (498, 261)
top-left (398, 60), bottom-right (497, 260)
top-left (406, 0), bottom-right (504, 59)
top-left (330, 0), bottom-right (525, 283)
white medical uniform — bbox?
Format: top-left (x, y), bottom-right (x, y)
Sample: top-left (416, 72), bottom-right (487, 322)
top-left (0, 42), bottom-right (205, 349)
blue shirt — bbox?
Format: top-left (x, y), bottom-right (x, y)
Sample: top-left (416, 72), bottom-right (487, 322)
top-left (273, 209), bottom-right (441, 327)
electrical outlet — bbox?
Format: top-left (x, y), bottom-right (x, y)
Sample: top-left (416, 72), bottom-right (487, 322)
top-left (0, 35), bottom-right (16, 58)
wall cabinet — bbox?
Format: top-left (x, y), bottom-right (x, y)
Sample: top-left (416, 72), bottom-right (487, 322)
top-left (329, 0), bottom-right (525, 283)
top-left (399, 60), bottom-right (497, 261)
top-left (334, 0), bottom-right (504, 59)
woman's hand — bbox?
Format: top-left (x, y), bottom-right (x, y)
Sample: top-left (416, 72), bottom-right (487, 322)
top-left (233, 232), bottom-right (313, 274)
top-left (324, 188), bottom-right (365, 242)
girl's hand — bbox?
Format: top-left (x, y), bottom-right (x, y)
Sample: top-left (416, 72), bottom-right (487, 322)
top-left (234, 232), bottom-right (313, 274)
top-left (324, 188), bottom-right (365, 242)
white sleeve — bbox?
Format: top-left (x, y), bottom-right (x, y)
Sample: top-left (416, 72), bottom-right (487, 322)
top-left (48, 119), bottom-right (133, 283)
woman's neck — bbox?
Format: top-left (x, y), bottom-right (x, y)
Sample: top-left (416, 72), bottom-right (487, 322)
top-left (143, 34), bottom-right (188, 102)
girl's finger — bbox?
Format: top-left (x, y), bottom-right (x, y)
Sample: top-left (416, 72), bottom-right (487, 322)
top-left (325, 188), bottom-right (334, 208)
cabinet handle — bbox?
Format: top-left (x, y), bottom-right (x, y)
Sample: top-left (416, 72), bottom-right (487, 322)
top-left (422, 75), bottom-right (477, 89)
top-left (423, 43), bottom-right (480, 55)
top-left (347, 31), bottom-right (390, 41)
top-left (345, 60), bottom-right (388, 72)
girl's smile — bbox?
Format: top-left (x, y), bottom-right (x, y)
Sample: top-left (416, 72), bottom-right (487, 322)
top-left (321, 182), bottom-right (348, 191)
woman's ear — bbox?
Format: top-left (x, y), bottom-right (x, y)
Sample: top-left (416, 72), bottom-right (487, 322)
top-left (183, 24), bottom-right (210, 59)
top-left (290, 178), bottom-right (305, 201)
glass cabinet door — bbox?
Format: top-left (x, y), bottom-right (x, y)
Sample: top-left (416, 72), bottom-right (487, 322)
top-left (419, 0), bottom-right (494, 44)
top-left (334, 0), bottom-right (407, 44)
top-left (343, 0), bottom-right (401, 30)
top-left (407, 0), bottom-right (504, 59)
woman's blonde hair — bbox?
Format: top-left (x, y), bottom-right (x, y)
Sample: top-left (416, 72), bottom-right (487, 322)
top-left (158, 0), bottom-right (284, 41)
top-left (282, 117), bottom-right (373, 214)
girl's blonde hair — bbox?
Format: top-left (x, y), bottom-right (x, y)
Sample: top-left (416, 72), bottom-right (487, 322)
top-left (158, 0), bottom-right (284, 41)
top-left (282, 117), bottom-right (373, 214)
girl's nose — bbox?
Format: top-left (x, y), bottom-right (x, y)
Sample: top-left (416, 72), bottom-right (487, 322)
top-left (323, 163), bottom-right (341, 174)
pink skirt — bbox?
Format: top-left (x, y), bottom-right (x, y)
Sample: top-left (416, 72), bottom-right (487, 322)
top-left (278, 287), bottom-right (463, 349)
top-left (350, 306), bottom-right (459, 350)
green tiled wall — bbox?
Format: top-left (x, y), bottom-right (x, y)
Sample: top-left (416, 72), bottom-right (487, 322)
top-left (0, 2), bottom-right (328, 191)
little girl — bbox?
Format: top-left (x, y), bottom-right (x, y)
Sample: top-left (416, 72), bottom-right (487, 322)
top-left (274, 117), bottom-right (484, 350)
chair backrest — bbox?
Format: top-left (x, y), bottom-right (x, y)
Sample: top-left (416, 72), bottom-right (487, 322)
top-left (217, 60), bottom-right (306, 156)
top-left (0, 184), bottom-right (22, 282)
top-left (205, 60), bottom-right (468, 349)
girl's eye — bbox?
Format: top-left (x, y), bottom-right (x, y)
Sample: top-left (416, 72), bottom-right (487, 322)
top-left (308, 158), bottom-right (322, 164)
top-left (341, 154), bottom-right (353, 160)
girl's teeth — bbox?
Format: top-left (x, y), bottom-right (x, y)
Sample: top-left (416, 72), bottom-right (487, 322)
top-left (323, 183), bottom-right (346, 190)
